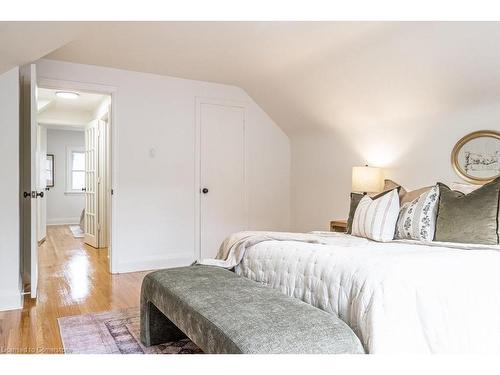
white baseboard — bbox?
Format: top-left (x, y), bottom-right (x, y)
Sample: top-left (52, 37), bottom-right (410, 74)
top-left (47, 217), bottom-right (80, 225)
top-left (0, 289), bottom-right (23, 312)
top-left (113, 255), bottom-right (195, 274)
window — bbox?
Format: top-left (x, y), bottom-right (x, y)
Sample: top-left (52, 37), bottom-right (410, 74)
top-left (66, 146), bottom-right (85, 193)
top-left (46, 154), bottom-right (54, 187)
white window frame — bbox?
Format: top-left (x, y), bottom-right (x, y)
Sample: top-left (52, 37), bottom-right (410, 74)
top-left (65, 145), bottom-right (85, 195)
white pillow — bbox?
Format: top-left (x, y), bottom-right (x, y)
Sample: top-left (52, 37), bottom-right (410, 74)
top-left (351, 189), bottom-right (400, 242)
top-left (395, 185), bottom-right (440, 242)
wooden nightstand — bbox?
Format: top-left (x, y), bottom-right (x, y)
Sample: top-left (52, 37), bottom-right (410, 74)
top-left (330, 220), bottom-right (347, 233)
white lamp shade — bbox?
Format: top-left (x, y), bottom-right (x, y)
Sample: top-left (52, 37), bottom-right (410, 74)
top-left (352, 166), bottom-right (383, 193)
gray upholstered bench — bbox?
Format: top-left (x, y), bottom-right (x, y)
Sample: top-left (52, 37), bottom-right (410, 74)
top-left (140, 265), bottom-right (364, 354)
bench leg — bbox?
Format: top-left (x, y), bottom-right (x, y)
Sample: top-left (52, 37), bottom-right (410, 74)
top-left (140, 301), bottom-right (187, 346)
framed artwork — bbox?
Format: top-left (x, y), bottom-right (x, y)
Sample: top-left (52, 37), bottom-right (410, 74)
top-left (46, 154), bottom-right (54, 188)
top-left (451, 130), bottom-right (500, 184)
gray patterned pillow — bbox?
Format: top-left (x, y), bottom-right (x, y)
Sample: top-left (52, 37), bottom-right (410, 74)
top-left (395, 185), bottom-right (440, 242)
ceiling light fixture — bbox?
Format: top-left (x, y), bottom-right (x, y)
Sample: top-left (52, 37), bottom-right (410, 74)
top-left (55, 91), bottom-right (80, 99)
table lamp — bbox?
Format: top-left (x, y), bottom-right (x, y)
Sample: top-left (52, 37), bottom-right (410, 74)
top-left (352, 165), bottom-right (383, 194)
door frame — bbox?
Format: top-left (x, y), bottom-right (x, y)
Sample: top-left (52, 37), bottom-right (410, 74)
top-left (98, 117), bottom-right (111, 249)
top-left (37, 125), bottom-right (47, 244)
top-left (37, 77), bottom-right (118, 273)
top-left (194, 97), bottom-right (248, 260)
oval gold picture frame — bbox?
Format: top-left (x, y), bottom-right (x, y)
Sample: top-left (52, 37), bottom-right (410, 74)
top-left (451, 130), bottom-right (500, 184)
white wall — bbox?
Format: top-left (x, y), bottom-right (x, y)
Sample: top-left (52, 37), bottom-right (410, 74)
top-left (0, 67), bottom-right (21, 311)
top-left (46, 128), bottom-right (85, 225)
top-left (291, 101), bottom-right (500, 232)
top-left (36, 59), bottom-right (290, 273)
top-left (92, 96), bottom-right (111, 121)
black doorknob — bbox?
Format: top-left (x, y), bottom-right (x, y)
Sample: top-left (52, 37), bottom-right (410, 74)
top-left (36, 191), bottom-right (44, 198)
top-left (202, 188), bottom-right (209, 194)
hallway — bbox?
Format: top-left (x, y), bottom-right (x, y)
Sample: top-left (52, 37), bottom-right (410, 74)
top-left (0, 225), bottom-right (147, 353)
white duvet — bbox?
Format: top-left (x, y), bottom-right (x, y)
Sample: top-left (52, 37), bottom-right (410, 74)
top-left (234, 232), bottom-right (500, 354)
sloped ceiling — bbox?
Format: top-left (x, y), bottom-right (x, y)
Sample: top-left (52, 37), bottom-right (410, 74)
top-left (0, 22), bottom-right (84, 73)
top-left (2, 21), bottom-right (500, 136)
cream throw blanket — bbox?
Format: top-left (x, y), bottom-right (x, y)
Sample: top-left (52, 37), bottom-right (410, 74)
top-left (197, 231), bottom-right (328, 269)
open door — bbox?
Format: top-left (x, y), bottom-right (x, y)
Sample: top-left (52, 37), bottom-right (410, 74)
top-left (21, 64), bottom-right (39, 299)
top-left (84, 119), bottom-right (99, 248)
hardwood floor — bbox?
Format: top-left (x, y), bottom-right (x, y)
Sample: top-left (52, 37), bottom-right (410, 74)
top-left (0, 225), bottom-right (149, 353)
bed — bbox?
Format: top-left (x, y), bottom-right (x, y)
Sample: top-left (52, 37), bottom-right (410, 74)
top-left (232, 232), bottom-right (500, 354)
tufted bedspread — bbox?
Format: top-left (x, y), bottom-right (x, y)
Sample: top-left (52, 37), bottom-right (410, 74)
top-left (234, 233), bottom-right (500, 354)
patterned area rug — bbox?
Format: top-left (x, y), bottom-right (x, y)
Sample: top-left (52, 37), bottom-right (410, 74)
top-left (57, 307), bottom-right (203, 354)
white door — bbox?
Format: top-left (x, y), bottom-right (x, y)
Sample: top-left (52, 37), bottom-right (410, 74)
top-left (84, 120), bottom-right (99, 248)
top-left (21, 64), bottom-right (39, 298)
top-left (200, 103), bottom-right (246, 259)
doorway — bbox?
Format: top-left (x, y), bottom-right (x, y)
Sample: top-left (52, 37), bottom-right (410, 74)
top-left (21, 66), bottom-right (114, 301)
top-left (38, 87), bottom-right (112, 250)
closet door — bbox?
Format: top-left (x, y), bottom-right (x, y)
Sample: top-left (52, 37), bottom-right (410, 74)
top-left (200, 102), bottom-right (246, 259)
